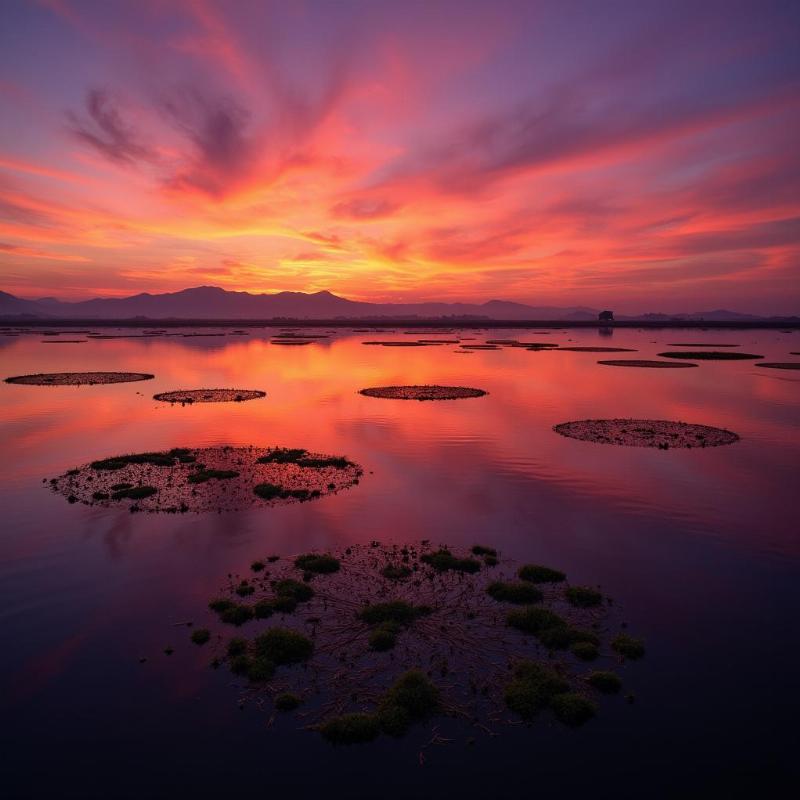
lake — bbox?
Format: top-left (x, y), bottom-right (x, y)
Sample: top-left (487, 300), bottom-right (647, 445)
top-left (1, 326), bottom-right (798, 798)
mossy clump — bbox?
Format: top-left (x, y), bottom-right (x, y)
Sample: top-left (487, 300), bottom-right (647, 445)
top-left (565, 586), bottom-right (604, 608)
top-left (504, 661), bottom-right (570, 720)
top-left (227, 637), bottom-right (248, 657)
top-left (518, 564), bottom-right (566, 584)
top-left (506, 606), bottom-right (566, 634)
top-left (537, 625), bottom-right (599, 651)
top-left (550, 692), bottom-right (597, 726)
top-left (254, 627), bottom-right (313, 665)
top-left (507, 606), bottom-right (597, 650)
top-left (254, 600), bottom-right (274, 619)
top-left (380, 669), bottom-right (439, 720)
top-left (91, 452), bottom-right (176, 471)
top-left (253, 483), bottom-right (319, 502)
top-left (483, 555), bottom-right (499, 567)
top-left (257, 448), bottom-right (308, 464)
top-left (274, 693), bottom-right (301, 711)
top-left (190, 628), bottom-right (210, 645)
top-left (380, 563), bottom-right (412, 580)
top-left (369, 623), bottom-right (400, 652)
top-left (274, 579), bottom-right (314, 604)
top-left (359, 600), bottom-right (428, 626)
top-left (611, 634), bottom-right (646, 660)
top-left (320, 713), bottom-right (379, 745)
top-left (111, 485), bottom-right (157, 500)
top-left (570, 641), bottom-right (599, 661)
top-left (586, 671), bottom-right (622, 694)
top-left (295, 456), bottom-right (353, 469)
top-left (250, 560), bottom-right (266, 572)
top-left (92, 491), bottom-right (109, 501)
top-left (231, 655), bottom-right (275, 682)
top-left (235, 581), bottom-right (255, 597)
top-left (208, 598), bottom-right (233, 613)
top-left (218, 604), bottom-right (254, 626)
top-left (421, 548), bottom-right (481, 573)
top-left (294, 553), bottom-right (340, 574)
top-left (471, 545), bottom-right (497, 557)
top-left (487, 581), bottom-right (543, 604)
top-left (377, 704), bottom-right (411, 737)
top-left (187, 469), bottom-right (239, 484)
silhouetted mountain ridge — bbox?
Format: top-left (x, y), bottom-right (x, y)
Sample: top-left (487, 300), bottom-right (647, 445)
top-left (0, 287), bottom-right (794, 321)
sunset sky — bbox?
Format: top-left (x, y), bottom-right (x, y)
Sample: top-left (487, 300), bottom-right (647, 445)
top-left (0, 0), bottom-right (798, 313)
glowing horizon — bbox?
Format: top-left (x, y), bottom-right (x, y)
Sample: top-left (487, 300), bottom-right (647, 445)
top-left (0, 0), bottom-right (799, 314)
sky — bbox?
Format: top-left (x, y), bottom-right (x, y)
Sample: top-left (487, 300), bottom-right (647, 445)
top-left (0, 0), bottom-right (798, 313)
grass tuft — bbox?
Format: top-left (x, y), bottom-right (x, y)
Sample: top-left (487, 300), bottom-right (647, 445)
top-left (518, 564), bottom-right (566, 583)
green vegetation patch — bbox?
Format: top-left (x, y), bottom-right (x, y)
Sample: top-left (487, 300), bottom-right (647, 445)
top-left (504, 660), bottom-right (569, 720)
top-left (565, 586), bottom-right (604, 608)
top-left (190, 628), bottom-right (211, 645)
top-left (294, 553), bottom-right (341, 574)
top-left (586, 671), bottom-right (622, 694)
top-left (253, 483), bottom-right (319, 502)
top-left (421, 548), bottom-right (481, 573)
top-left (254, 627), bottom-right (313, 665)
top-left (257, 448), bottom-right (308, 464)
top-left (187, 468), bottom-right (239, 484)
top-left (380, 563), bottom-right (412, 580)
top-left (487, 581), bottom-right (543, 604)
top-left (518, 563), bottom-right (566, 583)
top-left (320, 713), bottom-right (380, 745)
top-left (550, 692), bottom-right (597, 726)
top-left (471, 545), bottom-right (497, 557)
top-left (570, 641), bottom-right (599, 661)
top-left (274, 693), bottom-right (301, 711)
top-left (611, 634), bottom-right (646, 660)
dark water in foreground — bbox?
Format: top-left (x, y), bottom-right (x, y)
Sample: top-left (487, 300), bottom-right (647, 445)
top-left (1, 327), bottom-right (799, 798)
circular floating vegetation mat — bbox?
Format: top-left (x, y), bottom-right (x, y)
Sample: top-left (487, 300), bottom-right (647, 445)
top-left (362, 341), bottom-right (426, 347)
top-left (5, 371), bottom-right (154, 386)
top-left (178, 542), bottom-right (644, 742)
top-left (658, 351), bottom-right (763, 360)
top-left (153, 389), bottom-right (266, 404)
top-left (598, 359), bottom-right (697, 369)
top-left (50, 446), bottom-right (362, 513)
top-left (554, 419), bottom-right (739, 449)
top-left (555, 347), bottom-right (637, 353)
top-left (755, 362), bottom-right (800, 370)
top-left (359, 385), bottom-right (487, 401)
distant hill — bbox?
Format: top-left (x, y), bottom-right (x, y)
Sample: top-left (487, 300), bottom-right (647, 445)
top-left (0, 286), bottom-right (795, 322)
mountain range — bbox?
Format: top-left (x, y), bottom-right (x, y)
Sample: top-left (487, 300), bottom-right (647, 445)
top-left (0, 286), bottom-right (793, 322)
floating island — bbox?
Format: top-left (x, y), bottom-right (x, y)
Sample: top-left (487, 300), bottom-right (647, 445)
top-left (658, 351), bottom-right (763, 361)
top-left (755, 362), bottom-right (800, 370)
top-left (5, 371), bottom-right (155, 386)
top-left (49, 446), bottom-right (362, 513)
top-left (176, 542), bottom-right (644, 745)
top-left (553, 347), bottom-right (637, 353)
top-left (359, 385), bottom-right (487, 401)
top-left (153, 389), bottom-right (266, 404)
top-left (553, 419), bottom-right (739, 449)
top-left (597, 360), bottom-right (697, 369)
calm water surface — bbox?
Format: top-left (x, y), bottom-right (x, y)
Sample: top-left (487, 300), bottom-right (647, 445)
top-left (1, 327), bottom-right (799, 798)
